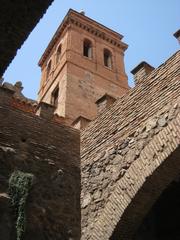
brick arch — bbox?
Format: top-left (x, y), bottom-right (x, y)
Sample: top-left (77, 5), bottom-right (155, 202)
top-left (111, 147), bottom-right (180, 240)
top-left (90, 113), bottom-right (180, 240)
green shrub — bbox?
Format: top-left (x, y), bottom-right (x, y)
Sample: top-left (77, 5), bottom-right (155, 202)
top-left (8, 170), bottom-right (34, 240)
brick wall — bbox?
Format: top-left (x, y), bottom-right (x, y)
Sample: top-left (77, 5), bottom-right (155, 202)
top-left (0, 86), bottom-right (80, 240)
top-left (38, 9), bottom-right (129, 125)
top-left (81, 50), bottom-right (180, 239)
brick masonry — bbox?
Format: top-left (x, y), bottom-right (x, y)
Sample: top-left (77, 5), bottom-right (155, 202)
top-left (38, 9), bottom-right (129, 125)
top-left (1, 5), bottom-right (180, 239)
top-left (81, 50), bottom-right (180, 239)
top-left (0, 86), bottom-right (80, 240)
top-left (90, 102), bottom-right (180, 240)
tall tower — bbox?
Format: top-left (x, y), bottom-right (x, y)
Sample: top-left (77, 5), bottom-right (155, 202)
top-left (38, 9), bottom-right (129, 126)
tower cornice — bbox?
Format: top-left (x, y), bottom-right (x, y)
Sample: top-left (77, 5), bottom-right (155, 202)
top-left (38, 9), bottom-right (128, 67)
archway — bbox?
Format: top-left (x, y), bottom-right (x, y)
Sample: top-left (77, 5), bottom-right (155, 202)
top-left (110, 146), bottom-right (180, 240)
top-left (133, 176), bottom-right (180, 240)
top-left (88, 114), bottom-right (180, 240)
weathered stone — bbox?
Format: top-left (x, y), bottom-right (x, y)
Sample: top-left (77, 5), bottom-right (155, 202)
top-left (146, 119), bottom-right (157, 131)
top-left (102, 189), bottom-right (110, 199)
top-left (0, 146), bottom-right (16, 153)
top-left (112, 167), bottom-right (121, 181)
top-left (103, 157), bottom-right (111, 165)
top-left (109, 154), bottom-right (116, 160)
top-left (93, 190), bottom-right (102, 200)
top-left (168, 107), bottom-right (176, 120)
top-left (104, 172), bottom-right (112, 179)
top-left (129, 138), bottom-right (135, 144)
top-left (91, 167), bottom-right (101, 176)
top-left (125, 149), bottom-right (136, 164)
top-left (113, 154), bottom-right (123, 165)
top-left (82, 193), bottom-right (92, 208)
top-left (120, 148), bottom-right (129, 155)
top-left (120, 169), bottom-right (126, 177)
top-left (102, 179), bottom-right (109, 188)
top-left (135, 149), bottom-right (140, 157)
top-left (119, 140), bottom-right (129, 150)
top-left (106, 165), bottom-right (112, 171)
top-left (139, 125), bottom-right (146, 134)
top-left (109, 148), bottom-right (116, 155)
top-left (154, 128), bottom-right (161, 134)
top-left (97, 172), bottom-right (104, 181)
top-left (140, 132), bottom-right (149, 139)
top-left (158, 115), bottom-right (168, 127)
top-left (90, 204), bottom-right (96, 212)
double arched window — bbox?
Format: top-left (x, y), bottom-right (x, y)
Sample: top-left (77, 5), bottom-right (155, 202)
top-left (104, 49), bottom-right (112, 68)
top-left (83, 39), bottom-right (92, 58)
top-left (82, 39), bottom-right (113, 70)
top-left (56, 44), bottom-right (62, 63)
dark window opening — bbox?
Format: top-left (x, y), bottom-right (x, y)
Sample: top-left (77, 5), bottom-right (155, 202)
top-left (46, 60), bottom-right (52, 81)
top-left (56, 44), bottom-right (62, 63)
top-left (104, 49), bottom-right (112, 68)
top-left (51, 86), bottom-right (59, 108)
top-left (83, 39), bottom-right (92, 58)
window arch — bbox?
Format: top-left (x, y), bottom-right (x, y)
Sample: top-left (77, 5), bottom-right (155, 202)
top-left (56, 44), bottom-right (62, 63)
top-left (46, 60), bottom-right (52, 80)
top-left (104, 49), bottom-right (112, 68)
top-left (83, 39), bottom-right (92, 58)
top-left (51, 85), bottom-right (59, 108)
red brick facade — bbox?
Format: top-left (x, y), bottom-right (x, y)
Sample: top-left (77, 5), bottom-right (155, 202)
top-left (38, 9), bottom-right (129, 126)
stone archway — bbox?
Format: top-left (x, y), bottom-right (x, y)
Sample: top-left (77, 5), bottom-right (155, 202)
top-left (89, 113), bottom-right (180, 240)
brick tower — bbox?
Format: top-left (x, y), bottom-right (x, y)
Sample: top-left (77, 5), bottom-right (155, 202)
top-left (38, 9), bottom-right (129, 127)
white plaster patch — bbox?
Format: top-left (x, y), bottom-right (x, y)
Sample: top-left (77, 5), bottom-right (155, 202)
top-left (0, 146), bottom-right (16, 153)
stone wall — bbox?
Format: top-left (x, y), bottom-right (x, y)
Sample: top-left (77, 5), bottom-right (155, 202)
top-left (90, 101), bottom-right (180, 240)
top-left (81, 50), bottom-right (180, 239)
top-left (0, 86), bottom-right (80, 240)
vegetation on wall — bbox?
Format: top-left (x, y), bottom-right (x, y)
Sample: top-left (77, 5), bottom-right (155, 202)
top-left (8, 170), bottom-right (34, 240)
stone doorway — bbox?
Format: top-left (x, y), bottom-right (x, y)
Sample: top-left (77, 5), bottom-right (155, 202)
top-left (133, 177), bottom-right (180, 240)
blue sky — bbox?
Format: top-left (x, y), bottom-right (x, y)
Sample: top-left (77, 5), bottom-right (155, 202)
top-left (3, 0), bottom-right (180, 99)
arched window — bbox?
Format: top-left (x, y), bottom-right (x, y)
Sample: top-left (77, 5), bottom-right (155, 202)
top-left (104, 49), bottom-right (112, 68)
top-left (56, 44), bottom-right (62, 63)
top-left (83, 39), bottom-right (92, 58)
top-left (51, 85), bottom-right (59, 108)
top-left (46, 60), bottom-right (52, 80)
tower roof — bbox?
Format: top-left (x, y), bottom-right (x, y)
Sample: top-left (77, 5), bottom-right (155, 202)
top-left (38, 9), bottom-right (128, 66)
